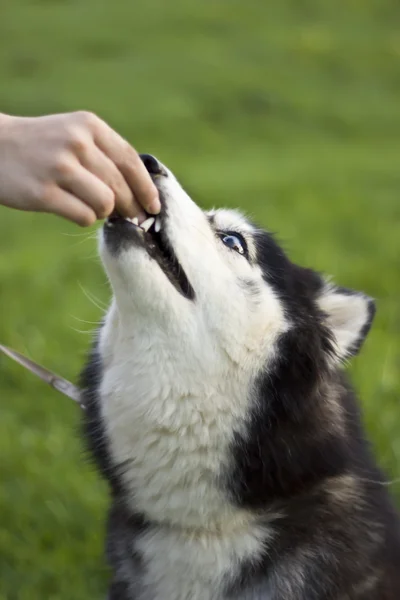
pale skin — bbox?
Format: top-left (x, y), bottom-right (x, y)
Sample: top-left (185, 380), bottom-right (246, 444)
top-left (0, 111), bottom-right (161, 226)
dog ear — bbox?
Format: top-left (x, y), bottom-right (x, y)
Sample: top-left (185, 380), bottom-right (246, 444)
top-left (318, 284), bottom-right (376, 362)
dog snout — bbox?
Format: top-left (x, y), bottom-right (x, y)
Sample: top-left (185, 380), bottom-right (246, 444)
top-left (140, 154), bottom-right (167, 177)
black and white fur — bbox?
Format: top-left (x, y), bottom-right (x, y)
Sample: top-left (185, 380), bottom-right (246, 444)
top-left (81, 155), bottom-right (400, 599)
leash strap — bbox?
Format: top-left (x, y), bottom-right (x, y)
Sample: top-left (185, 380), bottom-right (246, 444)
top-left (0, 343), bottom-right (85, 409)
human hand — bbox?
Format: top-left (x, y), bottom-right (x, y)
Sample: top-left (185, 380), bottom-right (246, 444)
top-left (0, 111), bottom-right (160, 226)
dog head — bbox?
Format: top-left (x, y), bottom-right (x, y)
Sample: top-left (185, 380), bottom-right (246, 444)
top-left (99, 154), bottom-right (375, 380)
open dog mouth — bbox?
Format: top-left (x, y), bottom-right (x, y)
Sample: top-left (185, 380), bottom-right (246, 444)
top-left (105, 213), bottom-right (195, 301)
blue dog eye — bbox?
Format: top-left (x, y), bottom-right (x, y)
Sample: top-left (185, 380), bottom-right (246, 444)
top-left (220, 234), bottom-right (245, 255)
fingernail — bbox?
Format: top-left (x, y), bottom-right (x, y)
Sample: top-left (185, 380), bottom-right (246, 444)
top-left (147, 197), bottom-right (161, 215)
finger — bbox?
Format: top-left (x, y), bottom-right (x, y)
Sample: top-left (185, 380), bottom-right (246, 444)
top-left (92, 120), bottom-right (161, 214)
top-left (79, 144), bottom-right (143, 219)
top-left (58, 160), bottom-right (115, 219)
top-left (41, 186), bottom-right (97, 227)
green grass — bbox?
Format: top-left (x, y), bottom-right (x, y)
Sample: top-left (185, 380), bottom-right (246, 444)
top-left (0, 0), bottom-right (399, 597)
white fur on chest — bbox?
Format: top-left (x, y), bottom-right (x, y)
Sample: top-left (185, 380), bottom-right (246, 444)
top-left (99, 313), bottom-right (257, 529)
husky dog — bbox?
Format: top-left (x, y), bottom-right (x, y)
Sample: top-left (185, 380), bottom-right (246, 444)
top-left (81, 154), bottom-right (400, 599)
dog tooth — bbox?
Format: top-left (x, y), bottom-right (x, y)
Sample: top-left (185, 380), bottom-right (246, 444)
top-left (141, 217), bottom-right (155, 232)
top-left (155, 217), bottom-right (161, 233)
top-left (132, 217), bottom-right (139, 226)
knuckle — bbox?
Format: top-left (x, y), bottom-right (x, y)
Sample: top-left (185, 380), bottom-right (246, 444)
top-left (66, 126), bottom-right (89, 153)
top-left (75, 110), bottom-right (99, 129)
top-left (54, 153), bottom-right (75, 178)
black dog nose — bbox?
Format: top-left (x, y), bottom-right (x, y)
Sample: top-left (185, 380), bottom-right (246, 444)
top-left (140, 153), bottom-right (163, 175)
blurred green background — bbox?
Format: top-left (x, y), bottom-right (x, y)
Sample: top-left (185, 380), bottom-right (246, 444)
top-left (0, 0), bottom-right (399, 598)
